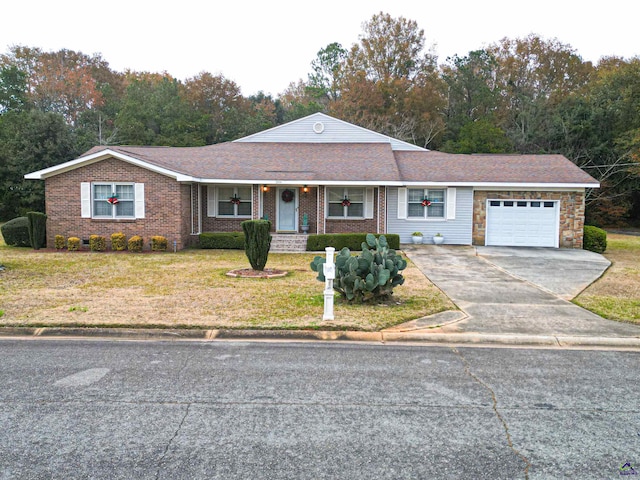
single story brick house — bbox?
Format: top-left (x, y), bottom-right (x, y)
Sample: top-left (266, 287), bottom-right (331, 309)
top-left (26, 113), bottom-right (598, 250)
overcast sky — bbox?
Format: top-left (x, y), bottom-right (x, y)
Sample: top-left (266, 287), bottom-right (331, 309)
top-left (2, 0), bottom-right (638, 96)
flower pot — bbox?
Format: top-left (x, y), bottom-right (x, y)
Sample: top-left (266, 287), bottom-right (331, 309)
top-left (433, 236), bottom-right (444, 245)
top-left (412, 235), bottom-right (423, 244)
top-left (301, 225), bottom-right (309, 234)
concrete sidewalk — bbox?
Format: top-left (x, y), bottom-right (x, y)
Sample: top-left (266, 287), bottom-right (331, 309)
top-left (399, 245), bottom-right (640, 345)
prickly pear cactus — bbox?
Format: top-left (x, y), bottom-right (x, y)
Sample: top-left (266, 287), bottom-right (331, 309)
top-left (310, 234), bottom-right (407, 302)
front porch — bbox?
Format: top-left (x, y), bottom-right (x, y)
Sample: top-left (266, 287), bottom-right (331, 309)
top-left (189, 184), bottom-right (386, 241)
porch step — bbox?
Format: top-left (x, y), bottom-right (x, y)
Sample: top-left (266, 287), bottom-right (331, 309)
top-left (270, 234), bottom-right (309, 253)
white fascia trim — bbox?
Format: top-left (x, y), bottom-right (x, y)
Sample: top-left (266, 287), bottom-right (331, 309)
top-left (403, 181), bottom-right (599, 189)
top-left (24, 149), bottom-right (194, 181)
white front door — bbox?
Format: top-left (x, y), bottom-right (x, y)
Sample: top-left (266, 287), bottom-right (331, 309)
top-left (277, 188), bottom-right (298, 232)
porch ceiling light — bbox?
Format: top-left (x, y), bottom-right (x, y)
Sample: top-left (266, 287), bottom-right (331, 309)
top-left (262, 185), bottom-right (269, 192)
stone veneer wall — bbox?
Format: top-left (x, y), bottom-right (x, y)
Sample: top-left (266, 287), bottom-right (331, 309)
top-left (472, 190), bottom-right (586, 248)
top-left (44, 158), bottom-right (192, 250)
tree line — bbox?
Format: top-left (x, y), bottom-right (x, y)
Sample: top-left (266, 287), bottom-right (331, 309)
top-left (1, 12), bottom-right (638, 226)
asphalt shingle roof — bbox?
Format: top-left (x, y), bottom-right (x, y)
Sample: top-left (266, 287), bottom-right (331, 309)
top-left (83, 143), bottom-right (598, 185)
top-left (394, 151), bottom-right (598, 184)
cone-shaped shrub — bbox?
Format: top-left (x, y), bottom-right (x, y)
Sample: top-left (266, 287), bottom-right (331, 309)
top-left (27, 212), bottom-right (47, 250)
top-left (241, 219), bottom-right (272, 271)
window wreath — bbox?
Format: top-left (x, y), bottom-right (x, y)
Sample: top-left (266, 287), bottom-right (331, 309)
top-left (281, 189), bottom-right (294, 203)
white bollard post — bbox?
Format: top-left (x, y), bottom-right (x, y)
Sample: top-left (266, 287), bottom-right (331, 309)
top-left (322, 247), bottom-right (335, 320)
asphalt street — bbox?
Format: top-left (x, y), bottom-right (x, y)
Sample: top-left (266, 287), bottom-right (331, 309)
top-left (0, 339), bottom-right (638, 479)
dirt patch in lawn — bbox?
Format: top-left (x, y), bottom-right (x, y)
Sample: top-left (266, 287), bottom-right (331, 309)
top-left (0, 246), bottom-right (455, 331)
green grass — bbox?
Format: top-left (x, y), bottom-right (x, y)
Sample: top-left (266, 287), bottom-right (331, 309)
top-left (574, 233), bottom-right (640, 323)
top-left (0, 239), bottom-right (454, 331)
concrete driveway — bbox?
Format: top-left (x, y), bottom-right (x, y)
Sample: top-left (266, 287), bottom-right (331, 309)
top-left (402, 245), bottom-right (640, 339)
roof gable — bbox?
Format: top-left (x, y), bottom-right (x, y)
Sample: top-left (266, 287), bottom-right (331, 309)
top-left (234, 113), bottom-right (426, 151)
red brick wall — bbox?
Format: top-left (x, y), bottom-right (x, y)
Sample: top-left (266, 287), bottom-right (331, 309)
top-left (472, 190), bottom-right (586, 248)
top-left (44, 158), bottom-right (192, 250)
top-left (202, 186), bottom-right (319, 234)
top-left (324, 187), bottom-right (380, 234)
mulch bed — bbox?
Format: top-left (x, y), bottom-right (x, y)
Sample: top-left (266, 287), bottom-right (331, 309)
top-left (226, 268), bottom-right (288, 279)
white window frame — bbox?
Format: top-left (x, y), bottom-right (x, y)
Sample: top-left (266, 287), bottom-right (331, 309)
top-left (92, 182), bottom-right (136, 219)
top-left (215, 185), bottom-right (252, 218)
top-left (407, 188), bottom-right (446, 219)
top-left (327, 187), bottom-right (366, 219)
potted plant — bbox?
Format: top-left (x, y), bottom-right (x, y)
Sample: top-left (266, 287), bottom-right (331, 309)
top-left (301, 213), bottom-right (310, 234)
top-left (411, 232), bottom-right (423, 244)
top-left (433, 233), bottom-right (444, 245)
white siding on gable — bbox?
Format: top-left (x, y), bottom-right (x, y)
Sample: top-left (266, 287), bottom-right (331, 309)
top-left (235, 113), bottom-right (426, 151)
top-left (387, 187), bottom-right (473, 244)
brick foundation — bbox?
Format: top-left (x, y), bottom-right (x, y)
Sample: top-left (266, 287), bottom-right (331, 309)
top-left (472, 190), bottom-right (586, 248)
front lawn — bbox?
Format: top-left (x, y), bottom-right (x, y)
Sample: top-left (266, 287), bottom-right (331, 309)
top-left (0, 238), bottom-right (454, 331)
top-left (574, 233), bottom-right (640, 323)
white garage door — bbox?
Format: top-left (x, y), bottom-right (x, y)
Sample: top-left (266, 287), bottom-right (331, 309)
top-left (486, 200), bottom-right (558, 247)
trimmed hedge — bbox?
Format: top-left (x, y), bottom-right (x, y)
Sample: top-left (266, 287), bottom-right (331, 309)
top-left (199, 232), bottom-right (245, 249)
top-left (111, 232), bottom-right (127, 251)
top-left (307, 233), bottom-right (400, 251)
top-left (67, 237), bottom-right (81, 251)
top-left (54, 235), bottom-right (66, 250)
top-left (241, 219), bottom-right (272, 271)
top-left (27, 211), bottom-right (47, 249)
top-left (1, 217), bottom-right (30, 247)
top-left (89, 235), bottom-right (106, 252)
top-left (128, 235), bottom-right (144, 252)
top-left (151, 235), bottom-right (168, 251)
top-left (583, 225), bottom-right (607, 253)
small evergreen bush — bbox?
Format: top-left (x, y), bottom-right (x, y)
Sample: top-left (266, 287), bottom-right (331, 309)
top-left (67, 237), bottom-right (81, 251)
top-left (583, 225), bottom-right (607, 253)
top-left (54, 235), bottom-right (66, 250)
top-left (151, 235), bottom-right (168, 251)
top-left (241, 220), bottom-right (272, 271)
top-left (89, 235), bottom-right (106, 252)
top-left (111, 232), bottom-right (127, 251)
top-left (27, 211), bottom-right (47, 250)
top-left (307, 233), bottom-right (400, 251)
top-left (1, 217), bottom-right (30, 247)
top-left (128, 235), bottom-right (144, 252)
top-left (199, 232), bottom-right (245, 249)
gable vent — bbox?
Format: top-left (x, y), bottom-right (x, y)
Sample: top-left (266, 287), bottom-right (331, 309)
top-left (313, 121), bottom-right (325, 134)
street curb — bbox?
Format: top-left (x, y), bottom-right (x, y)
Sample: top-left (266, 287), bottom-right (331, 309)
top-left (0, 326), bottom-right (639, 348)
